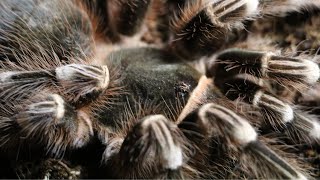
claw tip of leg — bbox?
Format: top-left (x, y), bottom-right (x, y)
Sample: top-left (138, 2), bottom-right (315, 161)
top-left (50, 94), bottom-right (66, 120)
top-left (304, 60), bottom-right (320, 84)
top-left (282, 104), bottom-right (294, 123)
top-left (245, 0), bottom-right (259, 16)
top-left (99, 65), bottom-right (110, 89)
top-left (310, 119), bottom-right (320, 140)
top-left (163, 144), bottom-right (183, 170)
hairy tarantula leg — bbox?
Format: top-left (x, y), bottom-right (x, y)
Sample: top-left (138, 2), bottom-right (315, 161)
top-left (208, 49), bottom-right (320, 89)
top-left (195, 103), bottom-right (307, 179)
top-left (288, 110), bottom-right (320, 144)
top-left (0, 64), bottom-right (110, 106)
top-left (105, 115), bottom-right (186, 179)
top-left (169, 0), bottom-right (259, 59)
top-left (13, 93), bottom-right (94, 156)
top-left (0, 70), bottom-right (54, 101)
top-left (55, 64), bottom-right (110, 105)
top-left (215, 74), bottom-right (320, 143)
top-left (108, 0), bottom-right (151, 36)
top-left (259, 0), bottom-right (320, 15)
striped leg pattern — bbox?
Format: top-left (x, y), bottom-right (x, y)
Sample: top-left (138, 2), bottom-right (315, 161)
top-left (0, 62), bottom-right (115, 156)
top-left (207, 48), bottom-right (320, 144)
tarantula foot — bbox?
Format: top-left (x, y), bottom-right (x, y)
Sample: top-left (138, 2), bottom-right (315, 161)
top-left (14, 94), bottom-right (93, 155)
top-left (0, 64), bottom-right (111, 109)
top-left (106, 115), bottom-right (186, 178)
top-left (198, 103), bottom-right (257, 145)
top-left (169, 0), bottom-right (259, 59)
top-left (55, 64), bottom-right (110, 107)
top-left (216, 75), bottom-right (294, 126)
top-left (0, 70), bottom-right (54, 101)
top-left (210, 49), bottom-right (320, 89)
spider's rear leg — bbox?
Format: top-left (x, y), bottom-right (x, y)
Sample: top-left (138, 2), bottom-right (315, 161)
top-left (0, 93), bottom-right (94, 157)
top-left (179, 103), bottom-right (308, 179)
top-left (208, 49), bottom-right (320, 90)
top-left (212, 73), bottom-right (320, 144)
top-left (103, 115), bottom-right (188, 179)
top-left (168, 0), bottom-right (259, 60)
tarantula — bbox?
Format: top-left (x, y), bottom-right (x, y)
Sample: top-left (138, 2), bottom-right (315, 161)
top-left (0, 0), bottom-right (320, 179)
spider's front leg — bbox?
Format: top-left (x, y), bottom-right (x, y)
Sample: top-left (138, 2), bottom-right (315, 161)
top-left (0, 93), bottom-right (93, 156)
top-left (207, 48), bottom-right (320, 144)
top-left (0, 63), bottom-right (110, 110)
top-left (0, 63), bottom-right (114, 156)
top-left (168, 0), bottom-right (259, 59)
top-left (102, 115), bottom-right (189, 179)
